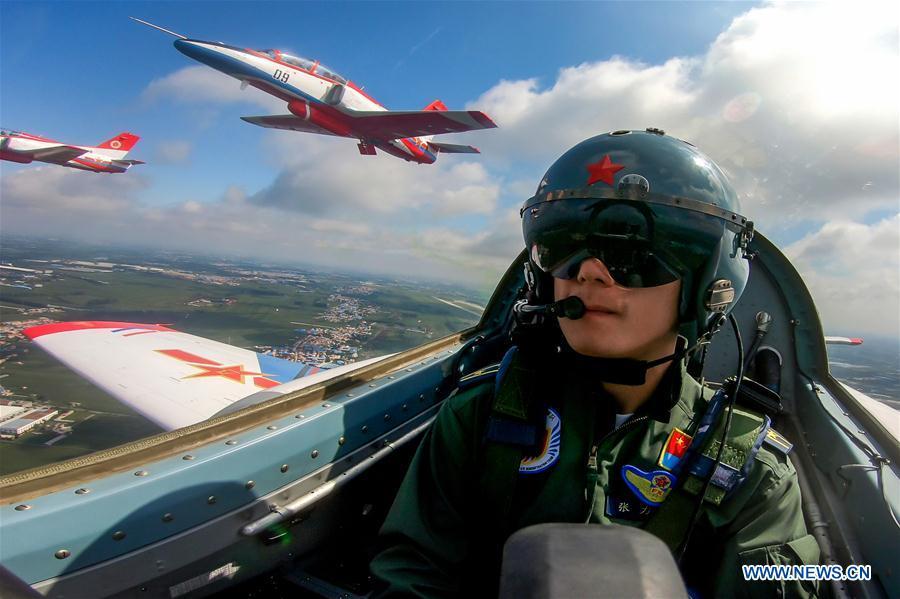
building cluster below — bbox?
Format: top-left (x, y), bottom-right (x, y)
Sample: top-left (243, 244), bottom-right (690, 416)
top-left (0, 399), bottom-right (58, 438)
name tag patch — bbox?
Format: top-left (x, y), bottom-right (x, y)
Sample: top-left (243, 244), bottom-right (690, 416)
top-left (605, 495), bottom-right (655, 521)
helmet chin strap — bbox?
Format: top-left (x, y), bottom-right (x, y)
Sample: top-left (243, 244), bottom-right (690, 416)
top-left (572, 316), bottom-right (722, 386)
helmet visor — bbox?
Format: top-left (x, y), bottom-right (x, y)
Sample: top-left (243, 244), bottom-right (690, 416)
top-left (530, 241), bottom-right (681, 287)
top-left (523, 198), bottom-right (727, 288)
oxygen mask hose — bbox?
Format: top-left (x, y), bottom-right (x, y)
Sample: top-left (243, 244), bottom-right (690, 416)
top-left (677, 313), bottom-right (744, 564)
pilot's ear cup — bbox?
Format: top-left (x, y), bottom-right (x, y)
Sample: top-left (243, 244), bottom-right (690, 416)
top-left (499, 523), bottom-right (688, 599)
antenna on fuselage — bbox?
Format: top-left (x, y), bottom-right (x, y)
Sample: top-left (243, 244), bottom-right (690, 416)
top-left (129, 16), bottom-right (188, 39)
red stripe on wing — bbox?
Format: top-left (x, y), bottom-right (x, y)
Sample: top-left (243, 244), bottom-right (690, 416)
top-left (253, 376), bottom-right (281, 389)
top-left (24, 321), bottom-right (176, 340)
top-left (155, 349), bottom-right (221, 366)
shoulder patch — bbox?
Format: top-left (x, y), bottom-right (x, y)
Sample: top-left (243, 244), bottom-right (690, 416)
top-left (762, 427), bottom-right (793, 455)
top-left (458, 363), bottom-right (500, 390)
top-left (518, 407), bottom-right (562, 474)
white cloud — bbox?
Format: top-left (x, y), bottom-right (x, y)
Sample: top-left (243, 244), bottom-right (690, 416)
top-left (181, 200), bottom-right (203, 213)
top-left (0, 166), bottom-right (146, 217)
top-left (155, 140), bottom-right (193, 164)
top-left (471, 57), bottom-right (699, 164)
top-left (250, 133), bottom-right (502, 220)
top-left (469, 2), bottom-right (899, 229)
top-left (141, 65), bottom-right (283, 111)
top-left (0, 167), bottom-right (506, 285)
top-left (785, 216), bottom-right (900, 337)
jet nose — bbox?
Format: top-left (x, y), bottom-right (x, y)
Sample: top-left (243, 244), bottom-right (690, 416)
top-left (173, 39), bottom-right (205, 61)
top-left (173, 39), bottom-right (248, 77)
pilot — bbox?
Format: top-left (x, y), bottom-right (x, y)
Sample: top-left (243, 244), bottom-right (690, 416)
top-left (370, 130), bottom-right (820, 597)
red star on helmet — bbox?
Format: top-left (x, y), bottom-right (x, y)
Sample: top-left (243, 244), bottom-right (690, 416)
top-left (586, 154), bottom-right (625, 186)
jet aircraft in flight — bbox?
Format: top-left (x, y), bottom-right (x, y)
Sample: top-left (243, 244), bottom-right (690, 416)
top-left (0, 129), bottom-right (144, 174)
top-left (131, 17), bottom-right (497, 164)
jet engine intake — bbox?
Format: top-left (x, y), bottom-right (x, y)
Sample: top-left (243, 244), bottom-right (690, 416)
top-left (323, 84), bottom-right (345, 106)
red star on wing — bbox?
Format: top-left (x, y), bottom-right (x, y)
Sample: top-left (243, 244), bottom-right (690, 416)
top-left (182, 363), bottom-right (264, 384)
top-left (586, 154), bottom-right (625, 186)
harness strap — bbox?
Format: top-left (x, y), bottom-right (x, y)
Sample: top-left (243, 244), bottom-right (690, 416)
top-left (478, 347), bottom-right (544, 540)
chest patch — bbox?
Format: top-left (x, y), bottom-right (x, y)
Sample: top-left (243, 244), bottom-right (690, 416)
top-left (519, 407), bottom-right (562, 474)
top-left (622, 465), bottom-right (677, 506)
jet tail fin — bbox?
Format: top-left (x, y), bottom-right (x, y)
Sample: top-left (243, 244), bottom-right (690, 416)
top-left (94, 133), bottom-right (141, 159)
top-left (423, 99), bottom-right (448, 112)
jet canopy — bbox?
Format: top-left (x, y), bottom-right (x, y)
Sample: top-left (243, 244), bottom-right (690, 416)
top-left (260, 49), bottom-right (347, 84)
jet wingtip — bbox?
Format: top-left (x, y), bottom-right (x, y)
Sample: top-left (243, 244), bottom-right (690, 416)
top-left (472, 111), bottom-right (498, 129)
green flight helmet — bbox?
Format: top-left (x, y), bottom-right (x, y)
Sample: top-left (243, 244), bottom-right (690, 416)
top-left (520, 128), bottom-right (754, 344)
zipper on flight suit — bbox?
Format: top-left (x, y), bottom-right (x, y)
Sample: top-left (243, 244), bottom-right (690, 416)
top-left (584, 414), bottom-right (649, 522)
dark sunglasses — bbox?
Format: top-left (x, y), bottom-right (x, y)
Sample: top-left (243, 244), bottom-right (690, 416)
top-left (530, 242), bottom-right (682, 288)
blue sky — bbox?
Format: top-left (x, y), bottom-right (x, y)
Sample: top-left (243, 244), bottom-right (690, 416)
top-left (1, 1), bottom-right (898, 336)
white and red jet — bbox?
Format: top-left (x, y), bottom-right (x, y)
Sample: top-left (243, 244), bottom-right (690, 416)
top-left (132, 17), bottom-right (497, 164)
top-left (0, 129), bottom-right (144, 174)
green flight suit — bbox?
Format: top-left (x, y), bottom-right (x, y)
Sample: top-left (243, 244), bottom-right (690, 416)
top-left (371, 352), bottom-right (820, 598)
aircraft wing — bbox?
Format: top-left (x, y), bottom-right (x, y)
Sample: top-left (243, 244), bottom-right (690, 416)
top-left (241, 114), bottom-right (341, 137)
top-left (346, 109), bottom-right (497, 140)
top-left (428, 141), bottom-right (481, 154)
top-left (25, 145), bottom-right (89, 164)
top-left (24, 321), bottom-right (322, 431)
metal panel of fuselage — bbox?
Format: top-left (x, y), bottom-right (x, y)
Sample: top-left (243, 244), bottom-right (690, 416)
top-left (0, 342), bottom-right (463, 594)
top-left (191, 43), bottom-right (381, 113)
top-left (27, 407), bottom-right (435, 598)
